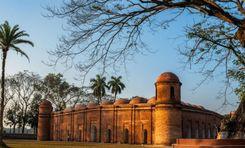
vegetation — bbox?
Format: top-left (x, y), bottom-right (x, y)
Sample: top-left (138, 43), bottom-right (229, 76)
top-left (4, 102), bottom-right (21, 134)
top-left (108, 76), bottom-right (125, 101)
top-left (2, 71), bottom-right (125, 134)
top-left (0, 21), bottom-right (33, 146)
top-left (36, 73), bottom-right (86, 111)
top-left (90, 75), bottom-right (109, 104)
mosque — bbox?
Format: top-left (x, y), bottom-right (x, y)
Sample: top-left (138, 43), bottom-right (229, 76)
top-left (38, 72), bottom-right (223, 145)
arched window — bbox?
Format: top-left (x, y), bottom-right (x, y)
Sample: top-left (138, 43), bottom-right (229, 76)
top-left (91, 125), bottom-right (97, 142)
top-left (142, 129), bottom-right (147, 144)
top-left (123, 129), bottom-right (129, 144)
top-left (202, 123), bottom-right (205, 139)
top-left (186, 120), bottom-right (192, 138)
top-left (106, 129), bottom-right (111, 143)
top-left (78, 130), bottom-right (82, 142)
top-left (170, 86), bottom-right (175, 99)
top-left (206, 126), bottom-right (211, 139)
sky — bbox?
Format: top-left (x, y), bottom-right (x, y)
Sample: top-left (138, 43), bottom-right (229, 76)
top-left (0, 0), bottom-right (239, 114)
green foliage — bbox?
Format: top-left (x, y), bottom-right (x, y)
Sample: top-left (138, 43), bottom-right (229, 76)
top-left (37, 73), bottom-right (86, 111)
top-left (90, 75), bottom-right (109, 103)
top-left (220, 114), bottom-right (237, 137)
top-left (0, 21), bottom-right (33, 58)
top-left (4, 102), bottom-right (22, 133)
top-left (0, 21), bottom-right (33, 142)
top-left (108, 76), bottom-right (125, 100)
top-left (228, 65), bottom-right (245, 101)
top-left (27, 93), bottom-right (42, 134)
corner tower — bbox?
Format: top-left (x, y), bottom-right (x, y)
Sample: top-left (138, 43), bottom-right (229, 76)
top-left (154, 72), bottom-right (182, 145)
top-left (155, 72), bottom-right (181, 104)
top-left (38, 100), bottom-right (53, 141)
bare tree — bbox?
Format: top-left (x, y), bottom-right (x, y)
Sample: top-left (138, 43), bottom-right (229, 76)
top-left (46, 0), bottom-right (244, 78)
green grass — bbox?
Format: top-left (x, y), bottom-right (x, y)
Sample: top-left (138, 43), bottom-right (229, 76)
top-left (4, 140), bottom-right (170, 148)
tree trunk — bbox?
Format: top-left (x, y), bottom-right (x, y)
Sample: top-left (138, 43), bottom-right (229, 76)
top-left (22, 122), bottom-right (26, 134)
top-left (114, 93), bottom-right (117, 102)
top-left (13, 124), bottom-right (16, 134)
top-left (0, 51), bottom-right (7, 145)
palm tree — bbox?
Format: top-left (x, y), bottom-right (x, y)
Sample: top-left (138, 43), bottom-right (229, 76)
top-left (0, 21), bottom-right (33, 145)
top-left (108, 76), bottom-right (125, 101)
top-left (90, 75), bottom-right (108, 103)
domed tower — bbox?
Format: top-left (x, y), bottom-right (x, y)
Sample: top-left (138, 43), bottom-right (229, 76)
top-left (155, 72), bottom-right (181, 104)
top-left (154, 72), bottom-right (182, 145)
top-left (38, 100), bottom-right (53, 141)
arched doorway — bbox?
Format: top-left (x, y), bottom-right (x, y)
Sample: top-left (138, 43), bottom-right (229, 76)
top-left (105, 129), bottom-right (111, 143)
top-left (91, 125), bottom-right (97, 142)
top-left (142, 129), bottom-right (147, 144)
top-left (123, 129), bottom-right (129, 144)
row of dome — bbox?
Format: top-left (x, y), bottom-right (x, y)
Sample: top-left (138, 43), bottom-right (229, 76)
top-left (67, 96), bottom-right (156, 111)
top-left (62, 98), bottom-right (206, 112)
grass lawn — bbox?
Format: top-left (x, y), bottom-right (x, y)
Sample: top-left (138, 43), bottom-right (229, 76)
top-left (4, 140), bottom-right (171, 148)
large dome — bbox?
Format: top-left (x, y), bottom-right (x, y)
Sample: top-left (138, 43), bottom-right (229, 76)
top-left (114, 98), bottom-right (129, 105)
top-left (75, 104), bottom-right (86, 110)
top-left (147, 96), bottom-right (156, 105)
top-left (156, 72), bottom-right (180, 83)
top-left (39, 100), bottom-right (52, 107)
top-left (129, 96), bottom-right (147, 104)
top-left (100, 100), bottom-right (113, 105)
top-left (87, 102), bottom-right (98, 108)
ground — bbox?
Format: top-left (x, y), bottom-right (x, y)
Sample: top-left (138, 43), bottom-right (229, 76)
top-left (4, 140), bottom-right (171, 148)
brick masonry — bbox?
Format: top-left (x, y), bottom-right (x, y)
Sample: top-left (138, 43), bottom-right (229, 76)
top-left (38, 72), bottom-right (223, 145)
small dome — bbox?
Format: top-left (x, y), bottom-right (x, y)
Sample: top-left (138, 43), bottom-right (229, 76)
top-left (64, 107), bottom-right (73, 112)
top-left (147, 96), bottom-right (156, 105)
top-left (100, 100), bottom-right (113, 105)
top-left (75, 104), bottom-right (86, 110)
top-left (87, 102), bottom-right (98, 108)
top-left (129, 96), bottom-right (147, 104)
top-left (39, 100), bottom-right (52, 107)
top-left (156, 72), bottom-right (180, 83)
top-left (114, 98), bottom-right (129, 105)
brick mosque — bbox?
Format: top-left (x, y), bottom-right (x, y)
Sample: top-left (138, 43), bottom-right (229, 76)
top-left (37, 72), bottom-right (223, 145)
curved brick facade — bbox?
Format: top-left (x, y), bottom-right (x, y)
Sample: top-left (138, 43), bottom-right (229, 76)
top-left (38, 100), bottom-right (53, 141)
top-left (38, 72), bottom-right (223, 145)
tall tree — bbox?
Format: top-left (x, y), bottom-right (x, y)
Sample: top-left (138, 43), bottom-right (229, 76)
top-left (90, 75), bottom-right (108, 103)
top-left (108, 76), bottom-right (125, 101)
top-left (10, 71), bottom-right (40, 134)
top-left (37, 73), bottom-right (86, 111)
top-left (0, 21), bottom-right (33, 145)
top-left (27, 93), bottom-right (42, 134)
top-left (4, 101), bottom-right (21, 134)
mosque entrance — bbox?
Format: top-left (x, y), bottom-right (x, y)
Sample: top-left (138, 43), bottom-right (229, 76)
top-left (142, 129), bottom-right (147, 144)
top-left (91, 125), bottom-right (97, 142)
top-left (123, 129), bottom-right (129, 143)
top-left (106, 129), bottom-right (111, 143)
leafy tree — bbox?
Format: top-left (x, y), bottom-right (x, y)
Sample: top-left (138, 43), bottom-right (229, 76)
top-left (0, 21), bottom-right (33, 144)
top-left (27, 93), bottom-right (42, 134)
top-left (90, 75), bottom-right (109, 103)
top-left (228, 60), bottom-right (245, 102)
top-left (10, 71), bottom-right (41, 134)
top-left (37, 73), bottom-right (86, 111)
top-left (4, 101), bottom-right (21, 134)
top-left (108, 76), bottom-right (125, 101)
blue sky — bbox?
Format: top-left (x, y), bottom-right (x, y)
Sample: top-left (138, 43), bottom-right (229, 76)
top-left (0, 0), bottom-right (239, 114)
